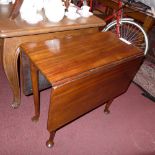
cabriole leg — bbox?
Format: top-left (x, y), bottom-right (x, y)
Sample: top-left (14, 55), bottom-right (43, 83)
top-left (3, 40), bottom-right (21, 108)
top-left (46, 131), bottom-right (56, 148)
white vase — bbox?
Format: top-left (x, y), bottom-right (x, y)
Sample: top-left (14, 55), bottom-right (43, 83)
top-left (35, 0), bottom-right (44, 11)
top-left (44, 0), bottom-right (65, 22)
top-left (20, 0), bottom-right (43, 24)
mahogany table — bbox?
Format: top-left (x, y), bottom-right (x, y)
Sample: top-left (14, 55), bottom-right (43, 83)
top-left (20, 32), bottom-right (144, 147)
top-left (0, 4), bottom-right (105, 108)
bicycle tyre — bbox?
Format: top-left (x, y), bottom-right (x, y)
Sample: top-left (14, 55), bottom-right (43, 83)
top-left (102, 19), bottom-right (149, 55)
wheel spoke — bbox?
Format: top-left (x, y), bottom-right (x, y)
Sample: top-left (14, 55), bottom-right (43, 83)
top-left (104, 20), bottom-right (148, 55)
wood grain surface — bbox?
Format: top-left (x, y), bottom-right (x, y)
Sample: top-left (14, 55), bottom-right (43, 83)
top-left (21, 32), bottom-right (144, 146)
top-left (0, 4), bottom-right (105, 37)
top-left (21, 32), bottom-right (143, 87)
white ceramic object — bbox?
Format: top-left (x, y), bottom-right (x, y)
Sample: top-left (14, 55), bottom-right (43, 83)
top-left (79, 5), bottom-right (93, 17)
top-left (20, 0), bottom-right (44, 13)
top-left (20, 0), bottom-right (43, 24)
top-left (81, 5), bottom-right (90, 12)
top-left (22, 13), bottom-right (43, 24)
top-left (78, 10), bottom-right (93, 17)
top-left (44, 0), bottom-right (65, 22)
top-left (68, 6), bottom-right (77, 14)
top-left (35, 0), bottom-right (44, 11)
top-left (65, 12), bottom-right (80, 20)
top-left (65, 6), bottom-right (80, 20)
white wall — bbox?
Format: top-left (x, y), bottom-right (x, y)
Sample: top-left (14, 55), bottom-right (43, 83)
top-left (137, 0), bottom-right (155, 9)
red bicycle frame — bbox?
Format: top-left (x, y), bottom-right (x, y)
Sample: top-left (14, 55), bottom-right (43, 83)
top-left (116, 0), bottom-right (122, 37)
top-left (100, 0), bottom-right (123, 37)
top-left (78, 0), bottom-right (123, 37)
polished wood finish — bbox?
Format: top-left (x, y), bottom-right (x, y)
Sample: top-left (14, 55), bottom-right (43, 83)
top-left (0, 4), bottom-right (105, 108)
top-left (96, 0), bottom-right (155, 32)
top-left (46, 131), bottom-right (56, 148)
top-left (20, 32), bottom-right (144, 147)
top-left (0, 5), bottom-right (104, 38)
top-left (9, 0), bottom-right (23, 19)
top-left (30, 62), bottom-right (40, 122)
top-left (0, 38), bottom-right (3, 65)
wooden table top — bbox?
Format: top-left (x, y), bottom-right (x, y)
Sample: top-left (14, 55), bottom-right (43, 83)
top-left (0, 4), bottom-right (105, 38)
top-left (21, 32), bottom-right (143, 87)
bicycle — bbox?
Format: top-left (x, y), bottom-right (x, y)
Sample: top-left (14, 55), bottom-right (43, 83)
top-left (75, 0), bottom-right (149, 55)
top-left (101, 0), bottom-right (149, 55)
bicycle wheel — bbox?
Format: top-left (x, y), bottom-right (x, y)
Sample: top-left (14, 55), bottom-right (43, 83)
top-left (102, 19), bottom-right (149, 55)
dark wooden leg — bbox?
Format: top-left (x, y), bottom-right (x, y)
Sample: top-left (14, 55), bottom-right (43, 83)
top-left (30, 62), bottom-right (40, 122)
top-left (104, 99), bottom-right (113, 114)
top-left (46, 131), bottom-right (56, 148)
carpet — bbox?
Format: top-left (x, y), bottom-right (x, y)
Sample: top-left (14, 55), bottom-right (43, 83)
top-left (0, 65), bottom-right (155, 155)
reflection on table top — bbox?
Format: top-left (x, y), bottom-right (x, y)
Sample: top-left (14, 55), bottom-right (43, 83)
top-left (0, 4), bottom-right (105, 38)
